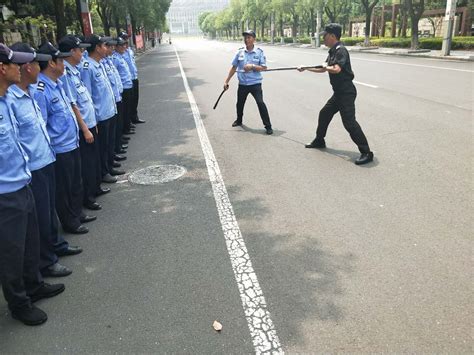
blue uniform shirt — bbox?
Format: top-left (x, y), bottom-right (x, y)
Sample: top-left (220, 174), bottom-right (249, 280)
top-left (0, 95), bottom-right (31, 194)
top-left (61, 60), bottom-right (97, 129)
top-left (81, 57), bottom-right (116, 122)
top-left (108, 56), bottom-right (123, 95)
top-left (35, 73), bottom-right (80, 154)
top-left (101, 57), bottom-right (122, 103)
top-left (123, 48), bottom-right (138, 80)
top-left (7, 84), bottom-right (56, 171)
top-left (231, 46), bottom-right (267, 86)
top-left (112, 52), bottom-right (133, 89)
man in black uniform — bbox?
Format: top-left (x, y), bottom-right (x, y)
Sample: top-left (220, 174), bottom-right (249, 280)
top-left (298, 23), bottom-right (374, 165)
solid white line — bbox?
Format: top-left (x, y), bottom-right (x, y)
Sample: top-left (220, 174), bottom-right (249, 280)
top-left (173, 46), bottom-right (283, 354)
top-left (354, 80), bottom-right (378, 88)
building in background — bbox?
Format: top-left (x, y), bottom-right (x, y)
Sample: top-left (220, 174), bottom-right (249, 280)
top-left (167, 0), bottom-right (228, 35)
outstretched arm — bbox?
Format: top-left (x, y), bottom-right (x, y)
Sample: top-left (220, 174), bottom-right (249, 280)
top-left (224, 66), bottom-right (237, 90)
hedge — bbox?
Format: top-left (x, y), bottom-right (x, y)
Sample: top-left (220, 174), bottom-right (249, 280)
top-left (340, 36), bottom-right (474, 50)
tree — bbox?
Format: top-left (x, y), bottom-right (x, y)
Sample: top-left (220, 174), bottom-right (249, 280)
top-left (361, 0), bottom-right (380, 45)
top-left (406, 0), bottom-right (424, 49)
top-left (53, 0), bottom-right (67, 41)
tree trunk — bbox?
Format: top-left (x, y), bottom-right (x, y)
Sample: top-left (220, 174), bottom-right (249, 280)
top-left (279, 14), bottom-right (283, 37)
top-left (75, 0), bottom-right (84, 35)
top-left (54, 0), bottom-right (67, 42)
top-left (260, 19), bottom-right (265, 39)
top-left (114, 13), bottom-right (121, 36)
top-left (410, 19), bottom-right (419, 48)
top-left (310, 9), bottom-right (315, 36)
top-left (292, 14), bottom-right (298, 40)
top-left (364, 12), bottom-right (371, 45)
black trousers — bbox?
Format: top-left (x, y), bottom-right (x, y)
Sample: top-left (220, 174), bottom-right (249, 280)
top-left (115, 100), bottom-right (124, 153)
top-left (131, 79), bottom-right (140, 123)
top-left (316, 93), bottom-right (371, 154)
top-left (55, 148), bottom-right (83, 230)
top-left (31, 163), bottom-right (69, 271)
top-left (122, 88), bottom-right (133, 133)
top-left (0, 186), bottom-right (43, 311)
top-left (236, 84), bottom-right (272, 129)
top-left (107, 114), bottom-right (117, 169)
top-left (98, 118), bottom-right (112, 176)
top-left (79, 126), bottom-right (101, 204)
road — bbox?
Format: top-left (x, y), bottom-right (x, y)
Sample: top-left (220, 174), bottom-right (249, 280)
top-left (0, 38), bottom-right (472, 353)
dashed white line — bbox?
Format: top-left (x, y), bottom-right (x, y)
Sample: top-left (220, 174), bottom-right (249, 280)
top-left (173, 46), bottom-right (283, 354)
top-left (354, 80), bottom-right (378, 88)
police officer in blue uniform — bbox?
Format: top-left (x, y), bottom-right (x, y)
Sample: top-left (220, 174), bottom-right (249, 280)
top-left (0, 43), bottom-right (65, 325)
top-left (113, 37), bottom-right (134, 142)
top-left (224, 30), bottom-right (273, 135)
top-left (299, 23), bottom-right (374, 165)
top-left (36, 42), bottom-right (95, 234)
top-left (102, 38), bottom-right (127, 173)
top-left (81, 35), bottom-right (119, 183)
top-left (8, 42), bottom-right (82, 278)
top-left (119, 31), bottom-right (145, 125)
top-left (58, 35), bottom-right (106, 211)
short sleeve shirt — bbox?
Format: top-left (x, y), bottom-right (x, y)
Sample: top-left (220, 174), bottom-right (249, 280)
top-left (232, 46), bottom-right (267, 86)
top-left (7, 84), bottom-right (56, 171)
top-left (326, 43), bottom-right (356, 95)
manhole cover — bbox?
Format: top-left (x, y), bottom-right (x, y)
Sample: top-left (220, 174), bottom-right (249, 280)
top-left (128, 165), bottom-right (186, 185)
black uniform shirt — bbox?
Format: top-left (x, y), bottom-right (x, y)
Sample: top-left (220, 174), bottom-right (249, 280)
top-left (326, 42), bottom-right (356, 95)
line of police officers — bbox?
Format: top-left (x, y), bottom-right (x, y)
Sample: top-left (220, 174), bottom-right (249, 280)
top-left (0, 31), bottom-right (142, 326)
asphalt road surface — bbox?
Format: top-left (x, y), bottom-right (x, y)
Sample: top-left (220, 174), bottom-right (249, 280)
top-left (1, 38), bottom-right (472, 353)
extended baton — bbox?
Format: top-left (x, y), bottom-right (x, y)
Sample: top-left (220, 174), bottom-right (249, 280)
top-left (237, 65), bottom-right (324, 73)
top-left (213, 88), bottom-right (227, 110)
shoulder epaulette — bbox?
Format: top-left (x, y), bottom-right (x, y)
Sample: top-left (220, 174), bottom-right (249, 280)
top-left (37, 81), bottom-right (45, 92)
top-left (335, 45), bottom-right (342, 50)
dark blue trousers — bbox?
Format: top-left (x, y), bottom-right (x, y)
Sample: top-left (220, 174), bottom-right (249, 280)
top-left (30, 163), bottom-right (69, 271)
top-left (0, 185), bottom-right (43, 311)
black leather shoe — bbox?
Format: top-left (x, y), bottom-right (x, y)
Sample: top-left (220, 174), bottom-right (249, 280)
top-left (80, 215), bottom-right (96, 224)
top-left (232, 120), bottom-right (242, 127)
top-left (305, 138), bottom-right (326, 149)
top-left (64, 225), bottom-right (89, 234)
top-left (110, 168), bottom-right (125, 176)
top-left (56, 246), bottom-right (83, 257)
top-left (266, 128), bottom-right (273, 135)
top-left (96, 187), bottom-right (111, 196)
top-left (41, 263), bottom-right (72, 278)
top-left (114, 154), bottom-right (127, 161)
top-left (12, 305), bottom-right (47, 326)
top-left (112, 161), bottom-right (121, 168)
top-left (84, 201), bottom-right (102, 210)
top-left (121, 144), bottom-right (128, 149)
top-left (130, 123), bottom-right (137, 129)
top-left (133, 118), bottom-right (146, 124)
top-left (117, 149), bottom-right (127, 154)
top-left (29, 283), bottom-right (65, 303)
top-left (355, 152), bottom-right (374, 165)
top-left (122, 136), bottom-right (130, 141)
top-left (102, 173), bottom-right (117, 183)
top-left (123, 130), bottom-right (135, 135)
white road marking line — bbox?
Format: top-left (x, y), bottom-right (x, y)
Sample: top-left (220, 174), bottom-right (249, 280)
top-left (173, 47), bottom-right (284, 354)
top-left (354, 80), bottom-right (378, 88)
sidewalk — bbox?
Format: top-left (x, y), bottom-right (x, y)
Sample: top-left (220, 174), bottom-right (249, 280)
top-left (270, 42), bottom-right (474, 62)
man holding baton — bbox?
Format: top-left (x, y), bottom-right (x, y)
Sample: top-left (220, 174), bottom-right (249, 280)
top-left (223, 30), bottom-right (273, 135)
top-left (298, 23), bottom-right (374, 165)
